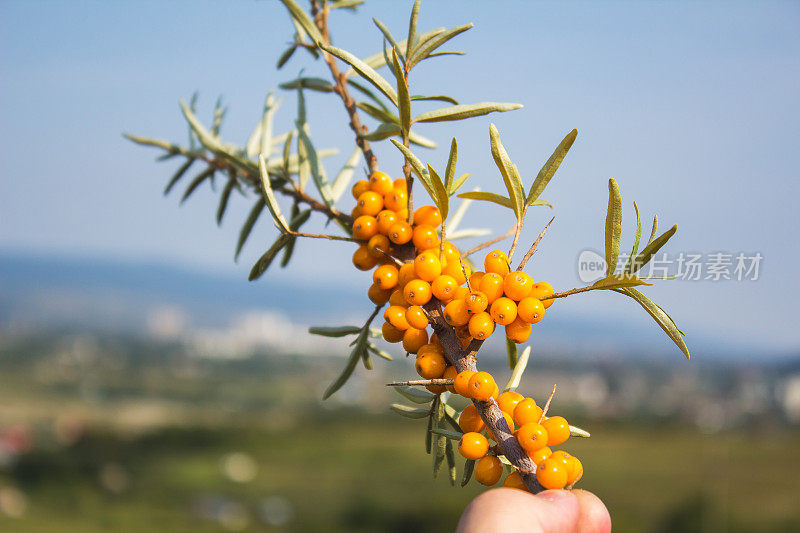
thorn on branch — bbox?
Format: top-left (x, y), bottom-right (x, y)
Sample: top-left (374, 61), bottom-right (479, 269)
top-left (462, 225), bottom-right (516, 258)
top-left (516, 216), bottom-right (555, 271)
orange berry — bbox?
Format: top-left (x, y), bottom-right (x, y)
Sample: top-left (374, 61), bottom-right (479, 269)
top-left (426, 383), bottom-right (447, 394)
top-left (465, 291), bottom-right (488, 314)
top-left (350, 206), bottom-right (361, 219)
top-left (415, 352), bottom-right (446, 379)
top-left (516, 423), bottom-right (549, 452)
top-left (503, 271), bottom-right (534, 301)
top-left (536, 457), bottom-right (568, 490)
top-left (417, 343), bottom-right (444, 357)
top-left (505, 317), bottom-right (532, 344)
top-left (402, 327), bottom-right (429, 353)
top-left (468, 312), bottom-right (495, 340)
top-left (453, 370), bottom-right (476, 397)
top-left (412, 224), bottom-right (440, 251)
top-left (503, 471), bottom-right (528, 491)
top-left (517, 297), bottom-right (545, 324)
top-left (404, 279), bottom-right (432, 306)
top-left (490, 297), bottom-right (517, 326)
top-left (388, 288), bottom-right (407, 307)
top-left (357, 191), bottom-right (383, 216)
top-left (469, 271), bottom-right (485, 289)
top-left (431, 275), bottom-right (458, 301)
top-left (484, 250), bottom-right (510, 276)
top-left (352, 245), bottom-right (379, 270)
top-left (442, 366), bottom-right (457, 393)
top-left (479, 273), bottom-right (505, 304)
top-left (393, 178), bottom-right (407, 193)
top-left (565, 455), bottom-right (583, 485)
top-left (376, 210), bottom-right (398, 235)
top-left (467, 371), bottom-right (496, 401)
top-left (443, 299), bottom-right (470, 327)
top-left (414, 252), bottom-right (442, 281)
top-left (405, 305), bottom-right (429, 330)
top-left (388, 221), bottom-right (413, 244)
top-left (414, 205), bottom-right (442, 227)
top-left (396, 208), bottom-right (409, 221)
top-left (513, 398), bottom-right (544, 427)
top-left (352, 179), bottom-right (371, 199)
top-left (441, 259), bottom-right (468, 285)
top-left (369, 171), bottom-right (394, 195)
top-left (384, 305), bottom-right (410, 330)
top-left (373, 264), bottom-right (399, 290)
top-left (458, 432), bottom-right (489, 460)
top-left (367, 282), bottom-right (391, 305)
top-left (384, 188), bottom-right (407, 212)
top-left (429, 333), bottom-right (443, 350)
top-left (352, 215), bottom-right (378, 241)
top-left (454, 286), bottom-right (470, 300)
top-left (367, 234), bottom-right (391, 259)
top-left (397, 262), bottom-right (417, 287)
top-left (528, 446), bottom-right (552, 466)
top-left (542, 416), bottom-right (570, 446)
top-left (530, 282), bottom-right (555, 309)
top-left (441, 241), bottom-right (460, 262)
top-left (381, 321), bottom-right (404, 343)
top-left (475, 455), bottom-right (503, 486)
top-left (491, 384), bottom-right (500, 399)
top-left (458, 403), bottom-right (485, 433)
top-left (497, 391), bottom-right (525, 415)
top-left (486, 411), bottom-right (515, 442)
top-left (549, 450), bottom-right (572, 470)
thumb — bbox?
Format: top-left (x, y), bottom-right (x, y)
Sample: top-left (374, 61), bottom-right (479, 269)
top-left (458, 488), bottom-right (580, 533)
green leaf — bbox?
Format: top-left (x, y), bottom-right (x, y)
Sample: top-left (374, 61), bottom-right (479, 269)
top-left (211, 96), bottom-right (226, 136)
top-left (431, 428), bottom-right (463, 440)
top-left (408, 23), bottom-right (473, 68)
top-left (432, 401), bottom-right (447, 479)
top-left (373, 18), bottom-right (404, 61)
top-left (591, 274), bottom-right (651, 290)
top-left (413, 102), bottom-right (522, 124)
top-left (629, 225), bottom-right (678, 274)
top-left (248, 235), bottom-right (290, 281)
top-left (460, 459), bottom-right (475, 487)
top-left (392, 49), bottom-right (411, 135)
top-left (389, 139), bottom-right (437, 202)
top-left (530, 198), bottom-right (553, 208)
top-left (623, 201), bottom-right (642, 273)
top-left (308, 326), bottom-right (362, 337)
top-left (421, 51), bottom-right (465, 60)
top-left (411, 94), bottom-right (459, 105)
top-left (506, 337), bottom-right (518, 369)
top-left (646, 214), bottom-right (659, 246)
top-left (489, 124), bottom-right (525, 220)
top-left (257, 155), bottom-right (290, 233)
top-left (276, 44), bottom-right (297, 69)
top-left (356, 102), bottom-right (398, 124)
top-left (605, 178), bottom-right (623, 275)
top-left (280, 208), bottom-right (311, 267)
top-left (279, 77), bottom-right (335, 93)
top-left (390, 403), bottom-right (430, 419)
top-left (297, 125), bottom-right (335, 208)
top-left (235, 198), bottom-right (265, 261)
top-left (246, 92), bottom-right (279, 158)
top-left (366, 342), bottom-right (393, 361)
top-left (427, 164), bottom-right (449, 219)
top-left (216, 175), bottom-right (238, 225)
top-left (331, 146), bottom-right (362, 202)
top-left (321, 43), bottom-right (398, 105)
top-left (331, 0), bottom-right (364, 8)
top-left (180, 167), bottom-right (215, 203)
top-left (355, 27), bottom-right (443, 73)
top-left (407, 0), bottom-right (421, 55)
top-left (324, 334), bottom-right (368, 400)
top-left (569, 425), bottom-right (591, 438)
top-left (457, 190), bottom-right (513, 209)
top-left (277, 0), bottom-right (324, 46)
top-left (163, 158), bottom-right (195, 195)
top-left (616, 287), bottom-right (690, 360)
top-left (504, 346), bottom-right (531, 392)
top-left (449, 173), bottom-right (471, 195)
top-left (444, 138), bottom-right (457, 194)
top-left (426, 398), bottom-right (436, 453)
top-left (361, 123), bottom-right (436, 148)
top-left (445, 439), bottom-right (457, 486)
top-left (348, 79), bottom-right (390, 111)
top-left (394, 386), bottom-right (435, 404)
top-left (526, 128), bottom-right (577, 206)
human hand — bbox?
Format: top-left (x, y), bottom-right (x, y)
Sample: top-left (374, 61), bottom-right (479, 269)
top-left (457, 488), bottom-right (611, 533)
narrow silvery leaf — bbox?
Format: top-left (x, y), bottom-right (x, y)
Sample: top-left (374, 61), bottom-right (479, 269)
top-left (647, 214), bottom-right (659, 246)
top-left (569, 425), bottom-right (591, 438)
top-left (366, 343), bottom-right (393, 360)
top-left (354, 27), bottom-right (443, 73)
top-left (447, 228), bottom-right (491, 240)
top-left (623, 202), bottom-right (642, 273)
top-left (297, 125), bottom-right (335, 208)
top-left (188, 92), bottom-right (199, 148)
top-left (258, 155), bottom-right (290, 233)
top-left (235, 198), bottom-right (265, 261)
top-left (506, 337), bottom-right (518, 369)
top-left (331, 147), bottom-right (362, 201)
top-left (279, 77), bottom-right (335, 93)
top-left (390, 404), bottom-right (430, 418)
top-left (457, 190), bottom-right (513, 209)
top-left (411, 94), bottom-right (459, 105)
top-left (394, 386), bottom-right (435, 404)
top-left (408, 23), bottom-right (473, 68)
top-left (616, 287), bottom-right (690, 359)
top-left (427, 164), bottom-right (449, 219)
top-left (605, 178), bottom-right (623, 276)
top-left (211, 97), bottom-right (226, 136)
top-left (489, 124), bottom-right (524, 220)
top-left (324, 337), bottom-right (366, 399)
top-left (356, 102), bottom-right (399, 124)
top-left (164, 158), bottom-right (195, 195)
top-left (373, 18), bottom-right (403, 60)
top-left (444, 138), bottom-right (457, 193)
top-left (430, 429), bottom-right (463, 440)
top-left (629, 225), bottom-right (677, 274)
top-left (530, 198), bottom-right (553, 208)
top-left (591, 274), bottom-right (651, 290)
top-left (526, 129), bottom-right (577, 206)
top-left (216, 175), bottom-right (237, 225)
top-left (504, 346), bottom-right (530, 392)
top-left (446, 439), bottom-right (457, 485)
top-left (460, 459), bottom-right (475, 487)
top-left (361, 123), bottom-right (436, 148)
top-left (277, 0), bottom-right (324, 46)
top-left (421, 51), bottom-right (465, 60)
top-left (389, 139), bottom-right (436, 201)
top-left (322, 43), bottom-right (398, 105)
top-left (124, 133), bottom-right (182, 153)
top-left (276, 44), bottom-right (297, 69)
top-left (413, 102), bottom-right (522, 124)
top-left (181, 167), bottom-right (214, 203)
top-left (247, 92), bottom-right (278, 158)
top-left (331, 0), bottom-right (364, 8)
top-left (348, 79), bottom-right (391, 111)
top-left (308, 326), bottom-right (362, 337)
top-left (407, 0), bottom-right (421, 55)
top-left (248, 235), bottom-right (290, 281)
top-left (281, 208), bottom-right (311, 267)
top-left (449, 173), bottom-right (471, 195)
top-left (392, 49), bottom-right (411, 135)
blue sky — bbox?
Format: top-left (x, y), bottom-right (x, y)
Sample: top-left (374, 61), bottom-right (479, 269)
top-left (1, 0), bottom-right (799, 354)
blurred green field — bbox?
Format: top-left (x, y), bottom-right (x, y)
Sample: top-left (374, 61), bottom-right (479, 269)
top-left (3, 410), bottom-right (799, 532)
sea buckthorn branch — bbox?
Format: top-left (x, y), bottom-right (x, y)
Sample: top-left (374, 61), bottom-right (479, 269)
top-left (462, 225), bottom-right (516, 258)
top-left (516, 216), bottom-right (555, 271)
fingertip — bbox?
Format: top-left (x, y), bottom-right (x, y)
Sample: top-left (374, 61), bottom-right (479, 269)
top-left (573, 489), bottom-right (612, 533)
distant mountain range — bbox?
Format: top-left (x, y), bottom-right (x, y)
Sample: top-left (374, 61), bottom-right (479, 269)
top-left (1, 249), bottom-right (795, 362)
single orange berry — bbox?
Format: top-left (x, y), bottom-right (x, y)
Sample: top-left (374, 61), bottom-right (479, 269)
top-left (528, 446), bottom-right (552, 466)
top-left (467, 371), bottom-right (496, 401)
top-left (367, 234), bottom-right (391, 259)
top-left (479, 273), bottom-right (505, 304)
top-left (383, 305), bottom-right (410, 330)
top-left (484, 250), bottom-right (510, 276)
top-left (369, 171), bottom-right (394, 195)
top-left (517, 297), bottom-right (545, 324)
top-left (536, 457), bottom-right (568, 490)
top-left (542, 416), bottom-right (570, 446)
top-left (458, 432), bottom-right (489, 460)
top-left (376, 210), bottom-right (398, 235)
top-left (454, 286), bottom-right (470, 300)
top-left (414, 251), bottom-right (442, 281)
top-left (417, 343), bottom-right (444, 357)
top-left (442, 366), bottom-right (458, 393)
top-left (414, 205), bottom-right (443, 227)
top-left (441, 241), bottom-right (460, 264)
top-left (412, 224), bottom-right (440, 251)
top-left (475, 455), bottom-right (503, 486)
top-left (352, 179), bottom-right (371, 199)
top-left (367, 282), bottom-right (391, 305)
top-left (505, 317), bottom-right (532, 343)
top-left (352, 215), bottom-right (378, 241)
top-left (458, 403), bottom-right (485, 433)
top-left (396, 207), bottom-right (409, 220)
top-left (513, 398), bottom-right (544, 427)
top-left (443, 299), bottom-right (470, 327)
top-left (486, 411), bottom-right (515, 442)
top-left (415, 352), bottom-right (446, 379)
top-left (503, 271), bottom-right (534, 301)
top-left (405, 305), bottom-right (429, 330)
top-left (565, 455), bottom-right (583, 485)
top-left (497, 391), bottom-right (525, 415)
top-left (453, 370), bottom-right (476, 397)
top-left (431, 275), bottom-right (458, 301)
top-left (468, 312), bottom-right (495, 340)
top-left (465, 291), bottom-right (488, 314)
top-left (352, 245), bottom-right (379, 271)
top-left (350, 206), bottom-right (361, 219)
top-left (516, 423), bottom-right (549, 452)
top-left (357, 191), bottom-right (383, 217)
top-left (388, 288), bottom-right (407, 307)
top-left (429, 333), bottom-right (443, 350)
top-left (404, 279), bottom-right (432, 306)
top-left (402, 327), bottom-right (429, 353)
top-left (383, 188), bottom-right (407, 212)
top-left (441, 259), bottom-right (468, 285)
top-left (490, 297), bottom-right (518, 326)
top-left (529, 282), bottom-right (555, 309)
top-left (503, 471), bottom-right (528, 491)
top-left (381, 321), bottom-right (404, 343)
top-left (426, 383), bottom-right (447, 394)
top-left (373, 264), bottom-right (399, 290)
top-left (397, 262), bottom-right (418, 287)
top-left (388, 221), bottom-right (413, 245)
top-left (393, 178), bottom-right (407, 193)
top-left (549, 450), bottom-right (572, 470)
top-left (469, 271), bottom-right (485, 289)
top-left (491, 383), bottom-right (500, 399)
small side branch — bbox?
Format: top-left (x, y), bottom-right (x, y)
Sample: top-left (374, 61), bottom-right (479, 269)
top-left (516, 216), bottom-right (555, 271)
top-left (387, 379), bottom-right (455, 387)
top-left (462, 225), bottom-right (516, 258)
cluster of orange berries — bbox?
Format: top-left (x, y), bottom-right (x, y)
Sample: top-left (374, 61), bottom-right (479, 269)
top-left (452, 371), bottom-right (583, 491)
